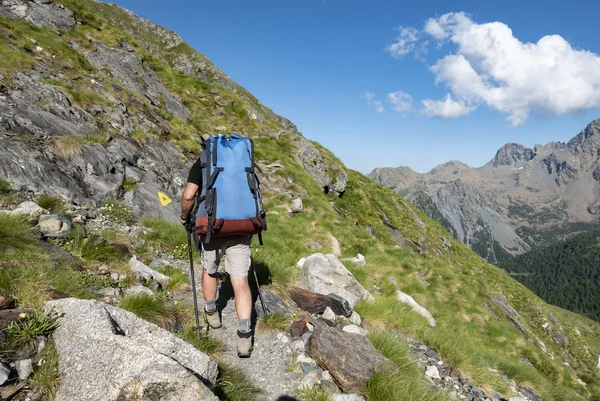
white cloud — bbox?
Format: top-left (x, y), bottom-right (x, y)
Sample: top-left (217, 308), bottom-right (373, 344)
top-left (422, 94), bottom-right (477, 118)
top-left (393, 12), bottom-right (600, 124)
top-left (363, 91), bottom-right (375, 102)
top-left (374, 100), bottom-right (384, 112)
top-left (387, 91), bottom-right (413, 113)
top-left (364, 91), bottom-right (385, 112)
top-left (386, 26), bottom-right (419, 59)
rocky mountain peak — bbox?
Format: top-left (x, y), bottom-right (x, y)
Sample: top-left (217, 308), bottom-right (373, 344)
top-left (491, 143), bottom-right (534, 167)
top-left (568, 118), bottom-right (600, 150)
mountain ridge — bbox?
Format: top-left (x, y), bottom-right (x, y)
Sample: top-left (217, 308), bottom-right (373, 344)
top-left (370, 119), bottom-right (600, 261)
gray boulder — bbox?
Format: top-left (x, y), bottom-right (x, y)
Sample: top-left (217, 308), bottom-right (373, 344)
top-left (396, 290), bottom-right (436, 327)
top-left (0, 362), bottom-right (10, 386)
top-left (307, 326), bottom-right (395, 392)
top-left (341, 253), bottom-right (366, 266)
top-left (129, 255), bottom-right (171, 289)
top-left (124, 284), bottom-right (154, 296)
top-left (298, 253), bottom-right (373, 308)
top-left (328, 233), bottom-right (341, 256)
top-left (10, 201), bottom-right (47, 221)
top-left (14, 359), bottom-right (33, 381)
top-left (38, 214), bottom-right (71, 238)
top-left (45, 298), bottom-right (218, 401)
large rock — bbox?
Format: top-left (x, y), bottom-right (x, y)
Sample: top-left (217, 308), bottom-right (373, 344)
top-left (290, 286), bottom-right (352, 317)
top-left (129, 255), bottom-right (171, 290)
top-left (307, 326), bottom-right (396, 392)
top-left (38, 214), bottom-right (72, 238)
top-left (298, 253), bottom-right (373, 308)
top-left (0, 362), bottom-right (10, 386)
top-left (396, 290), bottom-right (436, 327)
top-left (10, 201), bottom-right (48, 221)
top-left (45, 298), bottom-right (218, 401)
top-left (254, 288), bottom-right (291, 318)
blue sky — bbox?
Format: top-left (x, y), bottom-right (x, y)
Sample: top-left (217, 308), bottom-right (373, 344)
top-left (106, 0), bottom-right (600, 173)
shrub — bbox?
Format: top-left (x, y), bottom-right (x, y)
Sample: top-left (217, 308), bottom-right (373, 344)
top-left (101, 199), bottom-right (135, 224)
top-left (123, 178), bottom-right (137, 193)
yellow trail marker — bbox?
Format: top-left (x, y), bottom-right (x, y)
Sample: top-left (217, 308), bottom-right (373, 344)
top-left (158, 191), bottom-right (172, 206)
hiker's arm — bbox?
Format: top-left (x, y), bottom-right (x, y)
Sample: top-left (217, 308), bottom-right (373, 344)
top-left (180, 182), bottom-right (198, 224)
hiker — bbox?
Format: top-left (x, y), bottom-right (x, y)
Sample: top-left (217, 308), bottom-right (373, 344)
top-left (180, 134), bottom-right (266, 358)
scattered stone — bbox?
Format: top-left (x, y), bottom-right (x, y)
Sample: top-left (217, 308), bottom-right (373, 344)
top-left (291, 198), bottom-right (303, 213)
top-left (329, 234), bottom-right (341, 256)
top-left (124, 284), bottom-right (154, 296)
top-left (10, 201), bottom-right (47, 220)
top-left (129, 255), bottom-right (171, 289)
top-left (45, 298), bottom-right (219, 401)
top-left (597, 355), bottom-right (600, 369)
top-left (321, 307), bottom-right (335, 322)
top-left (0, 362), bottom-right (11, 386)
top-left (0, 296), bottom-right (17, 310)
top-left (310, 241), bottom-right (322, 250)
top-left (38, 214), bottom-right (71, 238)
top-left (491, 294), bottom-right (519, 319)
top-left (321, 370), bottom-right (331, 381)
top-left (341, 254), bottom-right (366, 266)
top-left (298, 370), bottom-right (319, 390)
top-left (509, 397), bottom-right (527, 401)
top-left (35, 45), bottom-right (43, 52)
top-left (349, 311), bottom-right (361, 326)
top-left (299, 253), bottom-right (373, 308)
top-left (291, 339), bottom-right (305, 352)
top-left (396, 290), bottom-right (436, 327)
top-left (276, 332), bottom-right (290, 344)
top-left (14, 359), bottom-right (33, 381)
top-left (290, 320), bottom-right (308, 338)
top-left (425, 365), bottom-right (441, 380)
top-left (300, 362), bottom-right (316, 373)
top-left (307, 326), bottom-right (396, 392)
top-left (297, 258), bottom-right (306, 268)
top-left (290, 286), bottom-right (353, 317)
top-left (342, 324), bottom-right (367, 336)
top-left (537, 339), bottom-right (547, 354)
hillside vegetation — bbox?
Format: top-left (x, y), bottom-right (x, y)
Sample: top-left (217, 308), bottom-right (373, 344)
top-left (500, 229), bottom-right (600, 322)
top-left (0, 1), bottom-right (599, 400)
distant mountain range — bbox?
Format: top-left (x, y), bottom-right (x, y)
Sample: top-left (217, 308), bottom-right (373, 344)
top-left (369, 119), bottom-right (600, 262)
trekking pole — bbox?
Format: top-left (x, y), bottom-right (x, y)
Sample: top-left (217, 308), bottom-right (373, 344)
top-left (186, 229), bottom-right (202, 339)
top-left (251, 260), bottom-right (267, 316)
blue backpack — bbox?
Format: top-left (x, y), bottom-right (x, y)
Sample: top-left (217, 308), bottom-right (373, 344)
top-left (194, 134), bottom-right (266, 243)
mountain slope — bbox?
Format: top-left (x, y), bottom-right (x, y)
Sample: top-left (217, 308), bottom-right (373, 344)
top-left (499, 229), bottom-right (600, 322)
top-left (0, 1), bottom-right (599, 400)
top-left (370, 120), bottom-right (600, 262)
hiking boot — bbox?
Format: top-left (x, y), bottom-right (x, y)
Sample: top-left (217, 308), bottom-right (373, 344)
top-left (237, 330), bottom-right (253, 358)
top-left (204, 309), bottom-right (222, 329)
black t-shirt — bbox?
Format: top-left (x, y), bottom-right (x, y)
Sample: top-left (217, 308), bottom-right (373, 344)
top-left (187, 160), bottom-right (203, 187)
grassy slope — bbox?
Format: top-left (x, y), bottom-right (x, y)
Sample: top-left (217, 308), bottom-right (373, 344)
top-left (0, 2), bottom-right (599, 400)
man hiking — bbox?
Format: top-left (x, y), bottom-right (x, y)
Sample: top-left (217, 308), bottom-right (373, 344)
top-left (180, 134), bottom-right (266, 358)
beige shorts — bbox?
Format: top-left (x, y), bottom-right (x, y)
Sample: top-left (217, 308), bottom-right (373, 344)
top-left (199, 235), bottom-right (252, 277)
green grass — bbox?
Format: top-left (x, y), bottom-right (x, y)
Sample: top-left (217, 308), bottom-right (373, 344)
top-left (154, 265), bottom-right (190, 294)
top-left (56, 225), bottom-right (126, 262)
top-left (101, 199), bottom-right (135, 224)
top-left (0, 179), bottom-right (13, 195)
top-left (365, 332), bottom-right (451, 401)
top-left (257, 311), bottom-right (290, 332)
top-left (37, 194), bottom-right (65, 214)
top-left (179, 326), bottom-right (224, 356)
top-left (123, 178), bottom-right (137, 193)
top-left (214, 364), bottom-right (263, 401)
top-left (140, 216), bottom-right (188, 258)
top-left (294, 386), bottom-right (332, 401)
top-left (30, 339), bottom-right (60, 400)
top-left (118, 293), bottom-right (191, 329)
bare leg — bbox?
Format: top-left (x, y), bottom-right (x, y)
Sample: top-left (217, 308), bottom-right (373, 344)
top-left (229, 275), bottom-right (252, 320)
top-left (201, 269), bottom-right (218, 302)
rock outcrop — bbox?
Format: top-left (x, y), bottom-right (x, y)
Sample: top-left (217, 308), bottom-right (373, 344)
top-left (0, 0), bottom-right (76, 31)
top-left (396, 290), bottom-right (436, 327)
top-left (307, 326), bottom-right (396, 392)
top-left (298, 253), bottom-right (373, 308)
top-left (45, 298), bottom-right (219, 401)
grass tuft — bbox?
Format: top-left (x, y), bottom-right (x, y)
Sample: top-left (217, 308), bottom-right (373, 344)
top-left (30, 339), bottom-right (60, 399)
top-left (154, 265), bottom-right (190, 294)
top-left (101, 199), bottom-right (135, 224)
top-left (214, 364), bottom-right (263, 401)
top-left (140, 216), bottom-right (188, 258)
top-left (1, 312), bottom-right (59, 356)
top-left (118, 293), bottom-right (191, 329)
top-left (51, 135), bottom-right (83, 159)
top-left (179, 326), bottom-right (224, 356)
top-left (0, 213), bottom-right (34, 250)
top-left (257, 310), bottom-right (290, 332)
top-left (37, 194), bottom-right (65, 214)
top-left (294, 386), bottom-right (332, 401)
